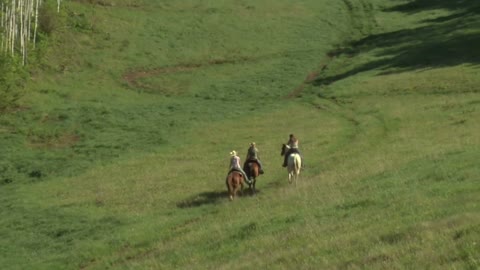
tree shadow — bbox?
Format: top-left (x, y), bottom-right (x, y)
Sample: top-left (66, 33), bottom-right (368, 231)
top-left (384, 0), bottom-right (480, 15)
top-left (313, 0), bottom-right (480, 86)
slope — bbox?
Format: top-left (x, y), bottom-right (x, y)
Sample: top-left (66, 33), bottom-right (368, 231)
top-left (0, 0), bottom-right (479, 269)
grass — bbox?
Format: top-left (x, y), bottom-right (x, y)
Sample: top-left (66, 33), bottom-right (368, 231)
top-left (1, 0), bottom-right (479, 269)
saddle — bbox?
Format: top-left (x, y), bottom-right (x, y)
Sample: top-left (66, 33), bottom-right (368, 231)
top-left (246, 159), bottom-right (260, 166)
top-left (287, 148), bottom-right (300, 155)
top-left (228, 168), bottom-right (242, 175)
top-left (243, 159), bottom-right (259, 171)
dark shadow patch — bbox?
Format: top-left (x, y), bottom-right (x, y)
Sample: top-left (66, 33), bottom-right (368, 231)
top-left (233, 222), bottom-right (258, 240)
top-left (312, 1), bottom-right (480, 86)
top-left (335, 199), bottom-right (375, 210)
top-left (380, 230), bottom-right (415, 245)
top-left (176, 191), bottom-right (228, 208)
top-left (2, 178), bottom-right (13, 184)
top-left (453, 224), bottom-right (480, 240)
top-left (265, 180), bottom-right (283, 189)
top-left (384, 0), bottom-right (480, 15)
top-left (29, 170), bottom-right (43, 179)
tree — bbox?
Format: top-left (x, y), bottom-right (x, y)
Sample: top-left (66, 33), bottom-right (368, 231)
top-left (0, 0), bottom-right (62, 65)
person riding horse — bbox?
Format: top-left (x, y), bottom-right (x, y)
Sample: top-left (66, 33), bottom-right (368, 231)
top-left (228, 150), bottom-right (250, 184)
top-left (282, 134), bottom-right (304, 167)
top-left (243, 142), bottom-right (264, 174)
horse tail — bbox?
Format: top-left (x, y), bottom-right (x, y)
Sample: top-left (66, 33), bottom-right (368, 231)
top-left (249, 162), bottom-right (259, 179)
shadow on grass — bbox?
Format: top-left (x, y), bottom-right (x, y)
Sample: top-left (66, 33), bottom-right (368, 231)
top-left (177, 188), bottom-right (260, 208)
top-left (313, 0), bottom-right (480, 86)
top-left (177, 191), bottom-right (228, 208)
top-left (384, 0), bottom-right (480, 15)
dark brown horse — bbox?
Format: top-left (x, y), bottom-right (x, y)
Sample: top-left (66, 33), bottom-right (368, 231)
top-left (226, 170), bottom-right (244, 201)
top-left (246, 161), bottom-right (259, 194)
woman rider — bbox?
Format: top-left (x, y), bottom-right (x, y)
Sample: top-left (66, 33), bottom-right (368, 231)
top-left (228, 150), bottom-right (250, 183)
top-left (244, 142), bottom-right (264, 174)
top-left (282, 134), bottom-right (304, 167)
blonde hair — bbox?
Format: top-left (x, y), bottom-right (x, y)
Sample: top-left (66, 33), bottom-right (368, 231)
top-left (230, 150), bottom-right (237, 156)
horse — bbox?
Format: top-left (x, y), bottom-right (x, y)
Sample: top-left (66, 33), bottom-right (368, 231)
top-left (245, 161), bottom-right (260, 194)
top-left (226, 170), bottom-right (245, 200)
top-left (281, 144), bottom-right (302, 185)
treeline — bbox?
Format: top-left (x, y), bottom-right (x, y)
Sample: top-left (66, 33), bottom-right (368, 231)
top-left (0, 0), bottom-right (61, 110)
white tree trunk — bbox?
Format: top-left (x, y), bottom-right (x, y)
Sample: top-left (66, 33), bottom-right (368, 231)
top-left (0, 0), bottom-right (62, 64)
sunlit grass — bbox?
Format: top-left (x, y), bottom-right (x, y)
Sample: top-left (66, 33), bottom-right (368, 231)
top-left (1, 0), bottom-right (479, 269)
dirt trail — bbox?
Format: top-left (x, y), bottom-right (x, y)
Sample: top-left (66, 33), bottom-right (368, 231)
top-left (122, 49), bottom-right (324, 91)
top-left (285, 50), bottom-right (340, 99)
top-left (122, 58), bottom-right (252, 90)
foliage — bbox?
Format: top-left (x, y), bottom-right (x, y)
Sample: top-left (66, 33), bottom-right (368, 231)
top-left (0, 55), bottom-right (26, 110)
top-left (37, 0), bottom-right (62, 35)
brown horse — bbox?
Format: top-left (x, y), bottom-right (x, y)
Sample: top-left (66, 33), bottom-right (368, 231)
top-left (246, 161), bottom-right (259, 194)
top-left (226, 170), bottom-right (244, 200)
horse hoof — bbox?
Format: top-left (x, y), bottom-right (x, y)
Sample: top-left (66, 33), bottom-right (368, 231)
top-left (229, 196), bottom-right (233, 201)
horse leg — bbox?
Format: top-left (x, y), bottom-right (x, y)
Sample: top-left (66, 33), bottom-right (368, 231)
top-left (226, 176), bottom-right (233, 200)
top-left (230, 174), bottom-right (241, 200)
top-left (295, 158), bottom-right (301, 186)
top-left (252, 178), bottom-right (256, 195)
top-left (230, 181), bottom-right (235, 200)
top-left (229, 184), bottom-right (234, 201)
top-left (240, 179), bottom-right (244, 197)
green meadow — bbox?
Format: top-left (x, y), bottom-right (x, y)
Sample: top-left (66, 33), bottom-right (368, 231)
top-left (1, 0), bottom-right (479, 269)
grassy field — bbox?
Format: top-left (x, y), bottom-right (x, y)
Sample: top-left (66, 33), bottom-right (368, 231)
top-left (1, 0), bottom-right (479, 269)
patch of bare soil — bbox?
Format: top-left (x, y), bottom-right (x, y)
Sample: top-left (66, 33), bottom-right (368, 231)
top-left (122, 57), bottom-right (252, 90)
top-left (28, 133), bottom-right (80, 149)
top-left (285, 52), bottom-right (336, 99)
top-left (123, 49), bottom-right (338, 94)
top-left (122, 64), bottom-right (201, 90)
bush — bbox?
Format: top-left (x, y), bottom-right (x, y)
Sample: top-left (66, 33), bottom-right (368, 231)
top-left (0, 160), bottom-right (21, 185)
top-left (38, 1), bottom-right (61, 35)
top-left (0, 55), bottom-right (27, 111)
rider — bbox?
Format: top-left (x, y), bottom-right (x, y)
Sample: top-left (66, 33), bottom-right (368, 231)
top-left (228, 150), bottom-right (251, 183)
top-left (243, 142), bottom-right (264, 174)
top-left (282, 134), bottom-right (304, 167)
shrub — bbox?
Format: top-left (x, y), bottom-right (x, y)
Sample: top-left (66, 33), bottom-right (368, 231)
top-left (38, 1), bottom-right (61, 35)
top-left (0, 55), bottom-right (27, 111)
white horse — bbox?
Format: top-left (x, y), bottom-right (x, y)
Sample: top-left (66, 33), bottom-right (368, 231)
top-left (281, 144), bottom-right (302, 185)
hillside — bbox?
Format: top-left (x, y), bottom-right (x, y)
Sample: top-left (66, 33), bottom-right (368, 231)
top-left (1, 0), bottom-right (479, 269)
